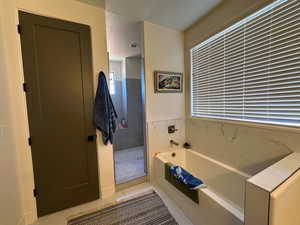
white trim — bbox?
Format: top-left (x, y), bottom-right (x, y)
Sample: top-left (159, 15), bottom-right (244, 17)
top-left (101, 185), bottom-right (116, 198)
top-left (17, 215), bottom-right (26, 225)
top-left (24, 211), bottom-right (36, 225)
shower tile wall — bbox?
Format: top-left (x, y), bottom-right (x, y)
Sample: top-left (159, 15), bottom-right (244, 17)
top-left (114, 78), bottom-right (144, 150)
top-left (110, 56), bottom-right (144, 151)
top-left (112, 80), bottom-right (125, 124)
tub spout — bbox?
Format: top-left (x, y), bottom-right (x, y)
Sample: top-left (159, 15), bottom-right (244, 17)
top-left (170, 140), bottom-right (179, 146)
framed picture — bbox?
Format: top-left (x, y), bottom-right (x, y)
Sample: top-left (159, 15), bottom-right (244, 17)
top-left (154, 71), bottom-right (183, 93)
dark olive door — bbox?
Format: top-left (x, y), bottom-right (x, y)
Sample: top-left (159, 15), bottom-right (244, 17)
top-left (19, 11), bottom-right (99, 217)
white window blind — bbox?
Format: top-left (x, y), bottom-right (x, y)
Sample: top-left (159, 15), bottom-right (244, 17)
top-left (191, 0), bottom-right (300, 127)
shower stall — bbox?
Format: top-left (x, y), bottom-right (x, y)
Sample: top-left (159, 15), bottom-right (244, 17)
top-left (109, 56), bottom-right (146, 185)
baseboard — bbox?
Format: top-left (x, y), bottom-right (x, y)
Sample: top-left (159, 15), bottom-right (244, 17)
top-left (19, 187), bottom-right (115, 225)
top-left (17, 215), bottom-right (26, 225)
top-left (115, 176), bottom-right (147, 192)
top-left (22, 211), bottom-right (37, 225)
top-left (100, 185), bottom-right (115, 198)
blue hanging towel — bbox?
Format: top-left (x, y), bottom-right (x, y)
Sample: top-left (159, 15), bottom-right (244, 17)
top-left (94, 71), bottom-right (118, 145)
top-left (169, 166), bottom-right (206, 190)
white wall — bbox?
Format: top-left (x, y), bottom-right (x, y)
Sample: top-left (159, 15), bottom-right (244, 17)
top-left (143, 21), bottom-right (185, 122)
top-left (0, 2), bottom-right (24, 225)
top-left (0, 0), bottom-right (115, 224)
top-left (106, 12), bottom-right (141, 60)
top-left (142, 22), bottom-right (185, 180)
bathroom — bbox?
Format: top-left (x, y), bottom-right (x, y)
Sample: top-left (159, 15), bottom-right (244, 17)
top-left (0, 0), bottom-right (299, 225)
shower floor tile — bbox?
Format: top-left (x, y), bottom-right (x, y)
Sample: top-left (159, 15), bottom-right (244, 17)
top-left (114, 146), bottom-right (146, 184)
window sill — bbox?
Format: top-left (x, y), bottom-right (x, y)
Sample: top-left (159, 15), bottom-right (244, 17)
top-left (188, 116), bottom-right (300, 134)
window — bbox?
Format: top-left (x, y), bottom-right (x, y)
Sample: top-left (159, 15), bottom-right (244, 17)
top-left (109, 72), bottom-right (115, 95)
top-left (190, 0), bottom-right (300, 127)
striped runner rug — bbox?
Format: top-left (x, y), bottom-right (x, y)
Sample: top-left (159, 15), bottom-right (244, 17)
top-left (68, 192), bottom-right (179, 225)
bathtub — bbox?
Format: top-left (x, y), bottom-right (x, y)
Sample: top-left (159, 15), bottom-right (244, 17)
top-left (154, 149), bottom-right (251, 225)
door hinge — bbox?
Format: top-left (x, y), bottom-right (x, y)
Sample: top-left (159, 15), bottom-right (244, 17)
top-left (33, 189), bottom-right (38, 198)
top-left (17, 24), bottom-right (22, 34)
top-left (23, 83), bottom-right (27, 92)
top-left (28, 137), bottom-right (32, 146)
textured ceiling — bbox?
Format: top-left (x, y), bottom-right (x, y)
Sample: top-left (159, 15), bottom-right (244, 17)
top-left (77, 0), bottom-right (221, 31)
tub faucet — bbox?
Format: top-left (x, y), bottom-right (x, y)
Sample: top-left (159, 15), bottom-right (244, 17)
top-left (170, 140), bottom-right (179, 146)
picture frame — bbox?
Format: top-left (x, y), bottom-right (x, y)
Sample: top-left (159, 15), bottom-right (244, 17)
top-left (154, 71), bottom-right (183, 93)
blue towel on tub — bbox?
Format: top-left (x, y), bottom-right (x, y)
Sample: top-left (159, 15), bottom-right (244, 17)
top-left (169, 166), bottom-right (206, 190)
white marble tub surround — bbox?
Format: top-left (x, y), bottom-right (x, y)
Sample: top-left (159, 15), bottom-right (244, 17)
top-left (154, 149), bottom-right (248, 225)
top-left (244, 152), bottom-right (300, 225)
top-left (269, 170), bottom-right (300, 225)
top-left (147, 118), bottom-right (186, 180)
top-left (247, 152), bottom-right (300, 192)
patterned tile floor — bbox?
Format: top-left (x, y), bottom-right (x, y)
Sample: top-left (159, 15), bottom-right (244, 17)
top-left (114, 146), bottom-right (146, 184)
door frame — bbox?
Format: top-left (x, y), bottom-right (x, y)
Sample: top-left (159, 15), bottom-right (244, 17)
top-left (109, 55), bottom-right (149, 189)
